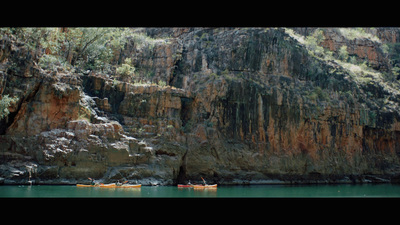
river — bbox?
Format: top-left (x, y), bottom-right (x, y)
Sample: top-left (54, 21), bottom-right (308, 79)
top-left (1, 184), bottom-right (400, 198)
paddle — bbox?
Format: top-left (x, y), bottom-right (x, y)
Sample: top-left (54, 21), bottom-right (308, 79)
top-left (117, 180), bottom-right (129, 186)
top-left (201, 177), bottom-right (207, 185)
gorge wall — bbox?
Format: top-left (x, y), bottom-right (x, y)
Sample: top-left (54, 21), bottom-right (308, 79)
top-left (1, 27), bottom-right (400, 185)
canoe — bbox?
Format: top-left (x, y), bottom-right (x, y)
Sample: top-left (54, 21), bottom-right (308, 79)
top-left (177, 184), bottom-right (193, 188)
top-left (118, 184), bottom-right (141, 188)
top-left (99, 183), bottom-right (141, 188)
top-left (76, 184), bottom-right (99, 187)
top-left (99, 183), bottom-right (115, 188)
top-left (192, 184), bottom-right (217, 189)
top-left (99, 184), bottom-right (141, 188)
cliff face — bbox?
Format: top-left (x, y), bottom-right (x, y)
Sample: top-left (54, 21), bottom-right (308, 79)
top-left (1, 27), bottom-right (400, 185)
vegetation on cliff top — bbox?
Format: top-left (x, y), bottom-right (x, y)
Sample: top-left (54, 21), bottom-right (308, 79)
top-left (0, 28), bottom-right (163, 79)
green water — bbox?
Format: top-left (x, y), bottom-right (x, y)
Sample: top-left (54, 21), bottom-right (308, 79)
top-left (1, 184), bottom-right (400, 198)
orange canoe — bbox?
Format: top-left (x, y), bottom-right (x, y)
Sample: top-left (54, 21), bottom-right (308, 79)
top-left (99, 183), bottom-right (141, 188)
top-left (178, 184), bottom-right (193, 188)
top-left (76, 184), bottom-right (99, 187)
top-left (192, 184), bottom-right (217, 189)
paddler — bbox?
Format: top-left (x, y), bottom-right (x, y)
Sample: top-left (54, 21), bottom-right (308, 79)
top-left (116, 180), bottom-right (122, 186)
top-left (88, 177), bottom-right (96, 186)
top-left (201, 177), bottom-right (207, 186)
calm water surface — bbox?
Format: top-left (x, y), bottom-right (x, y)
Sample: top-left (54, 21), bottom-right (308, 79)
top-left (1, 184), bottom-right (400, 198)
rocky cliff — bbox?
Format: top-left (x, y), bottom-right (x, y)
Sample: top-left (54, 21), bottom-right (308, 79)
top-left (1, 27), bottom-right (400, 185)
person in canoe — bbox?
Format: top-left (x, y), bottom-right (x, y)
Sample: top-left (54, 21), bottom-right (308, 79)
top-left (201, 177), bottom-right (207, 186)
top-left (116, 180), bottom-right (122, 186)
top-left (88, 177), bottom-right (96, 186)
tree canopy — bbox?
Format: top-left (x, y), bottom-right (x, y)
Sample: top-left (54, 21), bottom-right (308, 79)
top-left (0, 27), bottom-right (143, 75)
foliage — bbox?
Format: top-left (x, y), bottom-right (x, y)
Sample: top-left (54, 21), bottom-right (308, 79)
top-left (38, 54), bottom-right (70, 72)
top-left (116, 58), bottom-right (135, 79)
top-left (304, 29), bottom-right (325, 57)
top-left (157, 80), bottom-right (166, 87)
top-left (338, 45), bottom-right (349, 61)
top-left (0, 95), bottom-right (18, 120)
top-left (307, 86), bottom-right (330, 102)
top-left (338, 28), bottom-right (381, 43)
top-left (349, 56), bottom-right (357, 64)
top-left (382, 44), bottom-right (389, 54)
top-left (0, 28), bottom-right (156, 76)
top-left (344, 90), bottom-right (354, 104)
top-left (392, 66), bottom-right (400, 76)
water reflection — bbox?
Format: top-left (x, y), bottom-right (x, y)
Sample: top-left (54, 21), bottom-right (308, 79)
top-left (193, 188), bottom-right (217, 197)
top-left (176, 186), bottom-right (218, 197)
top-left (95, 187), bottom-right (142, 197)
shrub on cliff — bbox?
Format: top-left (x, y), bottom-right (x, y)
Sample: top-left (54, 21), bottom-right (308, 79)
top-left (304, 29), bottom-right (325, 57)
top-left (38, 54), bottom-right (71, 73)
top-left (116, 58), bottom-right (135, 81)
top-left (0, 95), bottom-right (18, 120)
top-left (338, 45), bottom-right (349, 61)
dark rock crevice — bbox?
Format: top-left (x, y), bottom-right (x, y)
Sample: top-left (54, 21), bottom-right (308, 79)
top-left (0, 78), bottom-right (43, 135)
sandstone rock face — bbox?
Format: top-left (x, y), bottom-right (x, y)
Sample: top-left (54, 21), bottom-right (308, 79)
top-left (6, 74), bottom-right (82, 137)
top-left (1, 28), bottom-right (400, 185)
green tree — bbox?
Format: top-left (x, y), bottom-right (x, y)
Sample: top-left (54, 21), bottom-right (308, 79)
top-left (304, 29), bottom-right (325, 57)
